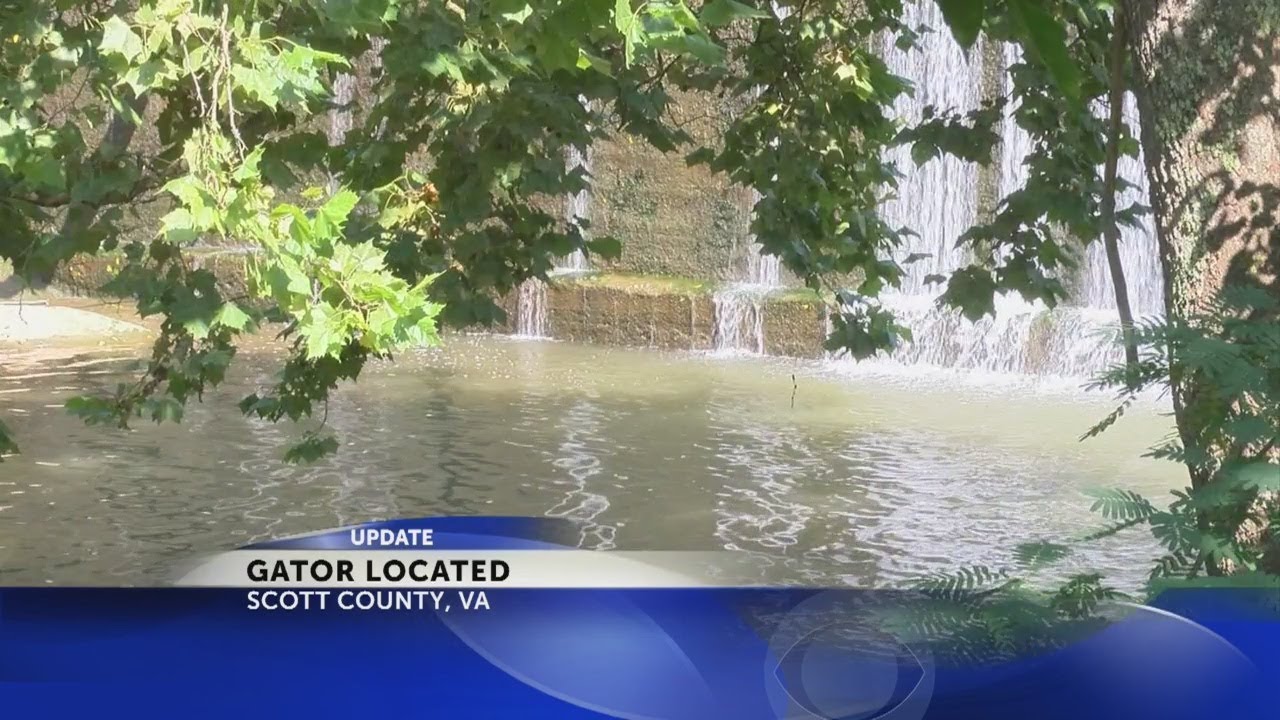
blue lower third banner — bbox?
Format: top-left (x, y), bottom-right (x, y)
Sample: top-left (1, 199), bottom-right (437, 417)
top-left (0, 517), bottom-right (1276, 719)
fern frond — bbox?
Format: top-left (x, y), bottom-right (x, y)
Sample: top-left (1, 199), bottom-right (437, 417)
top-left (1080, 394), bottom-right (1134, 440)
top-left (1150, 511), bottom-right (1199, 554)
top-left (1051, 573), bottom-right (1121, 619)
top-left (1148, 550), bottom-right (1197, 581)
top-left (1013, 540), bottom-right (1072, 568)
top-left (1217, 284), bottom-right (1279, 314)
top-left (1084, 488), bottom-right (1157, 522)
top-left (912, 565), bottom-right (1009, 602)
top-left (1080, 516), bottom-right (1150, 541)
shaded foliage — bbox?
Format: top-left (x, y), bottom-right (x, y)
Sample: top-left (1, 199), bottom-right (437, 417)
top-left (1086, 286), bottom-right (1280, 580)
top-left (0, 0), bottom-right (1130, 460)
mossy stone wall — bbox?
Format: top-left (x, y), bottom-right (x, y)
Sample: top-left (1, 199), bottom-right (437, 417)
top-left (497, 274), bottom-right (827, 358)
top-left (589, 89), bottom-right (759, 283)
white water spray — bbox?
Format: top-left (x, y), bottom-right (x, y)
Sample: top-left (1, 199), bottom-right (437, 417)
top-left (833, 5), bottom-right (1164, 380)
top-left (514, 99), bottom-right (596, 337)
top-left (712, 188), bottom-right (782, 354)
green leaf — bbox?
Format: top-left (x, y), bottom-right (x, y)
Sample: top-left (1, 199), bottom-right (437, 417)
top-left (940, 266), bottom-right (998, 321)
top-left (700, 0), bottom-right (769, 27)
top-left (160, 207), bottom-right (200, 244)
top-left (66, 396), bottom-right (121, 426)
top-left (910, 141), bottom-right (939, 166)
top-left (183, 316), bottom-right (211, 339)
top-left (284, 264), bottom-right (312, 296)
top-left (100, 16), bottom-right (145, 63)
top-left (587, 235), bottom-right (623, 259)
top-left (674, 34), bottom-right (726, 65)
top-left (1008, 0), bottom-right (1081, 101)
top-left (232, 64), bottom-right (283, 109)
top-left (214, 303), bottom-right (253, 332)
top-left (143, 397), bottom-right (185, 424)
top-left (121, 59), bottom-right (177, 95)
top-left (284, 432), bottom-right (339, 464)
top-left (576, 48), bottom-right (614, 76)
top-left (935, 0), bottom-right (985, 49)
top-left (232, 147), bottom-right (264, 183)
top-left (19, 155), bottom-right (66, 191)
top-left (1084, 487), bottom-right (1157, 522)
top-left (144, 20), bottom-right (172, 55)
top-left (615, 0), bottom-right (641, 66)
top-left (316, 189), bottom-right (359, 238)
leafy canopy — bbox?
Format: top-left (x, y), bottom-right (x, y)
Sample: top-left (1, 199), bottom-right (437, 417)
top-left (0, 0), bottom-right (1131, 461)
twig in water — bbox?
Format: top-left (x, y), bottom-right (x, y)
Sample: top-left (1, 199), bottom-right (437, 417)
top-left (790, 374), bottom-right (797, 409)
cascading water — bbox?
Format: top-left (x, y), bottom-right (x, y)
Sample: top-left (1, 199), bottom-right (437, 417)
top-left (998, 44), bottom-right (1034, 200)
top-left (514, 103), bottom-right (595, 337)
top-left (865, 1), bottom-right (1039, 373)
top-left (1082, 92), bottom-right (1164, 317)
top-left (878, 2), bottom-right (984, 298)
top-left (743, 199), bottom-right (783, 288)
top-left (514, 279), bottom-right (549, 338)
top-left (713, 290), bottom-right (768, 354)
top-left (560, 137), bottom-right (593, 272)
top-left (836, 5), bottom-right (1164, 380)
top-left (998, 44), bottom-right (1162, 321)
top-left (712, 188), bottom-right (782, 354)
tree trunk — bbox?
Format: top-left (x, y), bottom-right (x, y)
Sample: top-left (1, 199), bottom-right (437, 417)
top-left (1122, 0), bottom-right (1280, 570)
top-left (1102, 7), bottom-right (1140, 375)
top-left (1124, 0), bottom-right (1280, 317)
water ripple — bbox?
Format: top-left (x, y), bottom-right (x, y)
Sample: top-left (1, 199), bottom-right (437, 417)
top-left (1, 335), bottom-right (1178, 587)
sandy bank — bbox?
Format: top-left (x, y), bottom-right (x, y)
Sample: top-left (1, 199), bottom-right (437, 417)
top-left (0, 299), bottom-right (148, 344)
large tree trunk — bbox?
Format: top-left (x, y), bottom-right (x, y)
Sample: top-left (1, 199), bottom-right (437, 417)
top-left (1123, 0), bottom-right (1280, 570)
top-left (1124, 0), bottom-right (1280, 316)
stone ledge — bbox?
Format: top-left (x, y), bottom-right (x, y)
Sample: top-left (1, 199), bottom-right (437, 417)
top-left (54, 249), bottom-right (253, 300)
top-left (54, 255), bottom-right (829, 359)
top-left (500, 272), bottom-right (828, 358)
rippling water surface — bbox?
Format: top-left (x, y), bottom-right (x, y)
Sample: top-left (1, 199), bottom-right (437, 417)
top-left (0, 335), bottom-right (1180, 587)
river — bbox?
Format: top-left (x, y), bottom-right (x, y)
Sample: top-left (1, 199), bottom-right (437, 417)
top-left (0, 334), bottom-right (1179, 588)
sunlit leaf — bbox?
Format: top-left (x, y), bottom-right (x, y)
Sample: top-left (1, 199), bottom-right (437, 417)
top-left (100, 16), bottom-right (145, 62)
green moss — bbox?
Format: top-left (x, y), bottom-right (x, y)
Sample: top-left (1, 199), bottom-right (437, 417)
top-left (1206, 142), bottom-right (1241, 173)
top-left (612, 168), bottom-right (660, 217)
top-left (769, 286), bottom-right (822, 303)
top-left (710, 194), bottom-right (742, 236)
top-left (567, 272), bottom-right (713, 296)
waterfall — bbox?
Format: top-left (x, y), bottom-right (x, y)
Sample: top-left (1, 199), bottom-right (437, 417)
top-left (743, 189), bottom-right (782, 288)
top-left (879, 1), bottom-right (984, 297)
top-left (514, 279), bottom-right (549, 338)
top-left (560, 140), bottom-right (592, 272)
top-left (1001, 47), bottom-right (1162, 317)
top-left (1082, 92), bottom-right (1164, 317)
top-left (559, 95), bottom-right (595, 273)
top-left (513, 101), bottom-right (595, 338)
top-left (998, 44), bottom-right (1034, 199)
top-left (713, 290), bottom-right (768, 355)
top-left (712, 188), bottom-right (781, 354)
top-left (831, 5), bottom-right (1163, 380)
